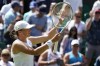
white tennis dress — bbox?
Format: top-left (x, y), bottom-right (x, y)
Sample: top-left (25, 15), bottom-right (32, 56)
top-left (11, 39), bottom-right (34, 66)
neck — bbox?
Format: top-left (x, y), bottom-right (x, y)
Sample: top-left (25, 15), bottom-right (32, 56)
top-left (72, 50), bottom-right (78, 57)
top-left (75, 21), bottom-right (80, 24)
top-left (2, 59), bottom-right (8, 63)
top-left (18, 36), bottom-right (26, 42)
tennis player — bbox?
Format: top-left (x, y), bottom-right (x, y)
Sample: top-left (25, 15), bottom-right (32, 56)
top-left (11, 20), bottom-right (60, 66)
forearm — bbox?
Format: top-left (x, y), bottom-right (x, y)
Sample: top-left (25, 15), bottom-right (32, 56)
top-left (60, 47), bottom-right (64, 56)
top-left (70, 62), bottom-right (83, 66)
top-left (34, 44), bottom-right (49, 56)
top-left (29, 28), bottom-right (57, 44)
top-left (34, 40), bottom-right (53, 55)
top-left (48, 26), bottom-right (58, 39)
top-left (65, 64), bottom-right (73, 66)
top-left (29, 35), bottom-right (49, 44)
top-left (86, 18), bottom-right (92, 31)
top-left (38, 59), bottom-right (56, 66)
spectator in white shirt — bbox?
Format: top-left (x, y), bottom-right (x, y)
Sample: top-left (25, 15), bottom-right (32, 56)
top-left (63, 0), bottom-right (83, 13)
top-left (0, 49), bottom-right (14, 66)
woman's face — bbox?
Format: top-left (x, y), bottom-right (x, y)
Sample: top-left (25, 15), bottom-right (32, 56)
top-left (18, 29), bottom-right (31, 37)
top-left (71, 28), bottom-right (77, 36)
top-left (72, 44), bottom-right (79, 51)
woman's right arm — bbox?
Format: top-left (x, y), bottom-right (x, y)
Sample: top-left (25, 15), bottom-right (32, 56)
top-left (29, 26), bottom-right (58, 44)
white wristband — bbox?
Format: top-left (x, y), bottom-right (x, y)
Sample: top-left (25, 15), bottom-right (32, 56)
top-left (46, 40), bottom-right (53, 48)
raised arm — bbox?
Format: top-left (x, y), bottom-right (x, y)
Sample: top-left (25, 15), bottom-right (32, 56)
top-left (12, 33), bottom-right (61, 55)
top-left (85, 18), bottom-right (92, 31)
top-left (29, 24), bottom-right (58, 44)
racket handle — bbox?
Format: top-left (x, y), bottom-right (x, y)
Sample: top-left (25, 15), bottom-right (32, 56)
top-left (53, 42), bottom-right (58, 53)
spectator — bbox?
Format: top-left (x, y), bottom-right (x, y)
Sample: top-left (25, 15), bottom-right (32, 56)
top-left (4, 1), bottom-right (21, 31)
top-left (63, 39), bottom-right (87, 66)
top-left (89, 0), bottom-right (100, 19)
top-left (38, 43), bottom-right (64, 66)
top-left (92, 0), bottom-right (100, 13)
top-left (27, 5), bottom-right (47, 36)
top-left (65, 10), bottom-right (86, 53)
top-left (0, 49), bottom-right (14, 66)
top-left (23, 1), bottom-right (38, 21)
top-left (3, 1), bottom-right (23, 45)
top-left (46, 2), bottom-right (57, 32)
top-left (0, 12), bottom-right (4, 41)
top-left (0, 0), bottom-right (20, 19)
top-left (60, 26), bottom-right (78, 57)
top-left (4, 15), bottom-right (22, 45)
top-left (63, 0), bottom-right (83, 13)
top-left (85, 9), bottom-right (100, 65)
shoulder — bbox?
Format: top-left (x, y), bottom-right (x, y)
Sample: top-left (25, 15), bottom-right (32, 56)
top-left (13, 39), bottom-right (22, 44)
top-left (64, 52), bottom-right (70, 58)
top-left (80, 21), bottom-right (85, 24)
top-left (63, 34), bottom-right (68, 38)
top-left (12, 39), bottom-right (24, 47)
top-left (62, 35), bottom-right (69, 40)
top-left (8, 61), bottom-right (14, 65)
top-left (80, 21), bottom-right (86, 27)
top-left (79, 53), bottom-right (85, 58)
top-left (96, 56), bottom-right (100, 61)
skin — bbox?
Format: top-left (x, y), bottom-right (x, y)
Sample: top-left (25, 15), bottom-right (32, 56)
top-left (11, 26), bottom-right (60, 56)
top-left (63, 44), bottom-right (88, 66)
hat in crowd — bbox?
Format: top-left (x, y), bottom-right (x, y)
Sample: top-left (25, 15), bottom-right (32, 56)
top-left (1, 49), bottom-right (10, 55)
top-left (39, 4), bottom-right (47, 13)
top-left (14, 21), bottom-right (35, 31)
top-left (29, 1), bottom-right (37, 9)
top-left (11, 1), bottom-right (21, 8)
top-left (71, 39), bottom-right (79, 46)
top-left (95, 9), bottom-right (100, 13)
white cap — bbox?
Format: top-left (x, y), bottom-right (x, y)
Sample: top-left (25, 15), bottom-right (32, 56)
top-left (14, 21), bottom-right (35, 31)
top-left (71, 39), bottom-right (79, 46)
top-left (1, 49), bottom-right (10, 54)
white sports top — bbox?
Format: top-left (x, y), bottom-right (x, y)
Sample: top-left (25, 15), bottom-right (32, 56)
top-left (11, 39), bottom-right (34, 66)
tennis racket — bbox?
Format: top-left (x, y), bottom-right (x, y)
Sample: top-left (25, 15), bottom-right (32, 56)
top-left (51, 2), bottom-right (73, 52)
top-left (51, 2), bottom-right (73, 33)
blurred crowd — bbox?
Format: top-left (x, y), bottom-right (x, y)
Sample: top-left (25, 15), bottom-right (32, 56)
top-left (0, 0), bottom-right (100, 66)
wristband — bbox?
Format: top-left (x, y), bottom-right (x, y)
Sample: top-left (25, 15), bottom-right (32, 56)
top-left (46, 40), bottom-right (53, 48)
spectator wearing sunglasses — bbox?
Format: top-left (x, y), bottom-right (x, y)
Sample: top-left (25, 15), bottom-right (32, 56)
top-left (85, 9), bottom-right (100, 65)
top-left (60, 26), bottom-right (78, 57)
top-left (0, 49), bottom-right (14, 66)
top-left (63, 39), bottom-right (87, 66)
top-left (65, 10), bottom-right (86, 54)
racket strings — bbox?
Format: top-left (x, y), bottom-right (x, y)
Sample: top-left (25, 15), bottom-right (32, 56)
top-left (52, 2), bottom-right (73, 33)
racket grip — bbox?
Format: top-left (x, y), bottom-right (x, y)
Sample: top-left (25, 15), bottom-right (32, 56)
top-left (46, 40), bottom-right (53, 48)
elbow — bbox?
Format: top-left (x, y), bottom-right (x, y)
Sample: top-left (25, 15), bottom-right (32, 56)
top-left (38, 62), bottom-right (41, 66)
top-left (38, 61), bottom-right (44, 66)
top-left (33, 52), bottom-right (40, 56)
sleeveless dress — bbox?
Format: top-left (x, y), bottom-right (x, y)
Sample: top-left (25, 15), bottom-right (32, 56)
top-left (11, 39), bottom-right (34, 66)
